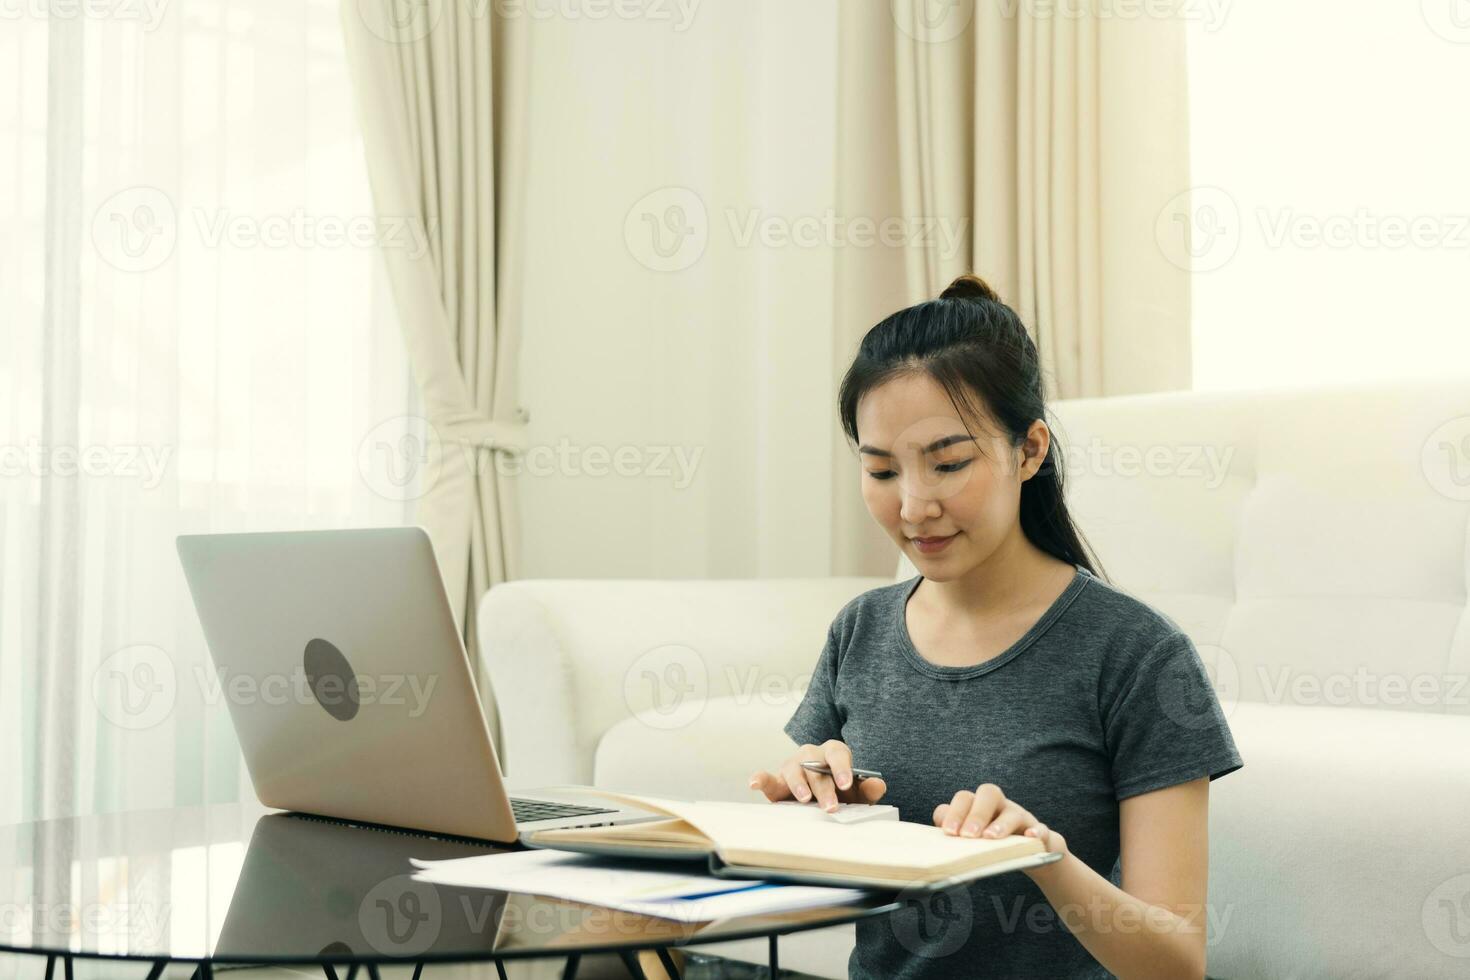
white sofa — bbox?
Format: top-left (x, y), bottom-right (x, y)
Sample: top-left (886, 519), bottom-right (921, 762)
top-left (480, 378), bottom-right (1470, 979)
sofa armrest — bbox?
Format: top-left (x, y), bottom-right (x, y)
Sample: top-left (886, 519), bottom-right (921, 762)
top-left (477, 576), bottom-right (890, 784)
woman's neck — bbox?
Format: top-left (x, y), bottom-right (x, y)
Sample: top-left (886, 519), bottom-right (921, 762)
top-left (917, 526), bottom-right (1073, 619)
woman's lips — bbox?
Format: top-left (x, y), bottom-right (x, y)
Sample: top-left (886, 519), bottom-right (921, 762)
top-left (912, 533), bottom-right (957, 555)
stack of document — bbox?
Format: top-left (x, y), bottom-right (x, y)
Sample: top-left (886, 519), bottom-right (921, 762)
top-left (411, 848), bottom-right (870, 924)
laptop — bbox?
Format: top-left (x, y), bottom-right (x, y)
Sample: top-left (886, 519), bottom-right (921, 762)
top-left (176, 526), bottom-right (661, 844)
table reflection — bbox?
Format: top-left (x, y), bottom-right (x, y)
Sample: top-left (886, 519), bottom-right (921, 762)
top-left (0, 804), bottom-right (898, 967)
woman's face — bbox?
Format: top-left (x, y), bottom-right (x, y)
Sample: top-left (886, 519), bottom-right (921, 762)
top-left (855, 372), bottom-right (1048, 578)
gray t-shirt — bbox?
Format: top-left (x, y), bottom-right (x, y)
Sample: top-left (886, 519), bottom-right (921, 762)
top-left (783, 564), bottom-right (1243, 980)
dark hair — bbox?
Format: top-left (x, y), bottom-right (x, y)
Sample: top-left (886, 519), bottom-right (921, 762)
top-left (837, 273), bottom-right (1106, 581)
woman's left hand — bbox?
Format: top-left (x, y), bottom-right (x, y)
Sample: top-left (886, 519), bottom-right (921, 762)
top-left (933, 783), bottom-right (1069, 860)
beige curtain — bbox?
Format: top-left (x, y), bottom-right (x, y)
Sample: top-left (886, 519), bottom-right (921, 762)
top-left (839, 0), bottom-right (1192, 402)
top-left (341, 1), bottom-right (530, 749)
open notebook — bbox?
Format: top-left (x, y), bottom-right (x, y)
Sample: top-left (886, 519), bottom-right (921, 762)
top-left (525, 789), bottom-right (1062, 892)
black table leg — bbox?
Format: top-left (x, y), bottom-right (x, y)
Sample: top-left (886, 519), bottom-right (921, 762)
top-left (143, 960), bottom-right (167, 980)
top-left (653, 946), bottom-right (682, 980)
top-left (769, 933), bottom-right (780, 977)
top-left (322, 966), bottom-right (340, 980)
top-left (63, 955), bottom-right (74, 980)
top-left (43, 954), bottom-right (55, 980)
top-left (561, 953), bottom-right (581, 979)
top-left (188, 962), bottom-right (213, 980)
top-left (617, 949), bottom-right (648, 979)
top-left (493, 959), bottom-right (508, 980)
top-left (365, 965), bottom-right (383, 980)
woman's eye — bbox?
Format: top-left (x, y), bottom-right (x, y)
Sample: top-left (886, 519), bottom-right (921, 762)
top-left (866, 460), bottom-right (970, 481)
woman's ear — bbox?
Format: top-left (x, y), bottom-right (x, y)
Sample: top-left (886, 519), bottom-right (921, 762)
top-left (1018, 420), bottom-right (1051, 482)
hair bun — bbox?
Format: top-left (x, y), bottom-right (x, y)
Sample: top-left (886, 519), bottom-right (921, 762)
top-left (940, 274), bottom-right (1001, 303)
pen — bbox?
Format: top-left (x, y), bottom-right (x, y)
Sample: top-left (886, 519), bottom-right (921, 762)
top-left (801, 761), bottom-right (883, 781)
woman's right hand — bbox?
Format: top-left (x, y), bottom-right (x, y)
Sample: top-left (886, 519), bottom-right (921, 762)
top-left (747, 740), bottom-right (888, 812)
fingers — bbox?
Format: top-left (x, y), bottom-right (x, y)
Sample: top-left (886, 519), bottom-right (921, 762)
top-left (979, 800), bottom-right (1037, 839)
top-left (780, 755), bottom-right (818, 804)
top-left (821, 740), bottom-right (854, 792)
top-left (753, 742), bottom-right (879, 812)
top-left (959, 784), bottom-right (1011, 837)
top-left (748, 770), bottom-right (791, 802)
top-left (936, 783), bottom-right (1006, 836)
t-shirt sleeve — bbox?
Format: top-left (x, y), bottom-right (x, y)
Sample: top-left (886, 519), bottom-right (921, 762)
top-left (782, 621), bottom-right (844, 747)
top-left (1102, 631), bottom-right (1244, 802)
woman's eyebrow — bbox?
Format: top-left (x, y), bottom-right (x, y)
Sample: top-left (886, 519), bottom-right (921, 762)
top-left (858, 434), bottom-right (975, 457)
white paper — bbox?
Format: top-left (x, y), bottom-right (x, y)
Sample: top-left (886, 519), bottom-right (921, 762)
top-left (410, 848), bottom-right (869, 923)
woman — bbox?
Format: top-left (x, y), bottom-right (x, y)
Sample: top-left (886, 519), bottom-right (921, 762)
top-left (747, 274), bottom-right (1242, 979)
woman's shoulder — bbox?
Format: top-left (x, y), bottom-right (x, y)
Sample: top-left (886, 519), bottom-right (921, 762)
top-left (1065, 568), bottom-right (1195, 661)
top-left (826, 576), bottom-right (915, 640)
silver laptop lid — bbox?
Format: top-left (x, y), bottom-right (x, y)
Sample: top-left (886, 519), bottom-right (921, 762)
top-left (177, 527), bottom-right (521, 841)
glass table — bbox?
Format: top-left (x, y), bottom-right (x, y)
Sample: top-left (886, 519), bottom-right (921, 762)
top-left (0, 802), bottom-right (905, 979)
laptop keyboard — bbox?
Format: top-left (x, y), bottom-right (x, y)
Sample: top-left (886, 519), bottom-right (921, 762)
top-left (510, 797), bottom-right (618, 824)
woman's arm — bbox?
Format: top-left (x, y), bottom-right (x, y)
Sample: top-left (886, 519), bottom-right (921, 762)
top-left (1023, 777), bottom-right (1211, 980)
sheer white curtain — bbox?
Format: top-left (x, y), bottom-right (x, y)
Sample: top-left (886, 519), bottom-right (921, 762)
top-left (0, 0), bottom-right (414, 824)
